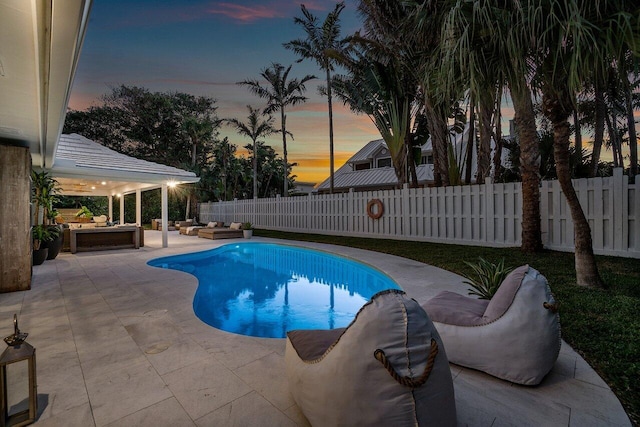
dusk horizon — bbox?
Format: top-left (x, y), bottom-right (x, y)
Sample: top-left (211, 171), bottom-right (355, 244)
top-left (68, 0), bottom-right (383, 184)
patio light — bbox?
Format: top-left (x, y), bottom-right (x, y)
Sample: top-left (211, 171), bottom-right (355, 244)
top-left (0, 314), bottom-right (37, 426)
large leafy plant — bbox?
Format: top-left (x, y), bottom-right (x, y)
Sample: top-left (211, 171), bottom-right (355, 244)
top-left (463, 257), bottom-right (513, 300)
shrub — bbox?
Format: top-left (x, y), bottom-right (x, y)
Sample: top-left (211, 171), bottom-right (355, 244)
top-left (463, 257), bottom-right (513, 300)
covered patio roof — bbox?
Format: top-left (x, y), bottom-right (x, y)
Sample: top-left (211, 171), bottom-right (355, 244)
top-left (51, 133), bottom-right (199, 197)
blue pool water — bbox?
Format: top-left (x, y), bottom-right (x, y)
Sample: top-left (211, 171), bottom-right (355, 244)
top-left (148, 242), bottom-right (400, 338)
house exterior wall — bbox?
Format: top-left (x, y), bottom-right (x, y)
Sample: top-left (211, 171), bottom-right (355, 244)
top-left (200, 168), bottom-right (639, 259)
top-left (0, 144), bottom-right (32, 292)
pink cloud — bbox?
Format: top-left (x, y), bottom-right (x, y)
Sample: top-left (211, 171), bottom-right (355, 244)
top-left (205, 3), bottom-right (285, 22)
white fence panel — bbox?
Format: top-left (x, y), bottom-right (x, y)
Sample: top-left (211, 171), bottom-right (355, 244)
top-left (198, 168), bottom-right (639, 258)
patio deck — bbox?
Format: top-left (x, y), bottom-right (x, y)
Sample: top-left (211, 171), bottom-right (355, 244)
top-left (0, 231), bottom-right (630, 426)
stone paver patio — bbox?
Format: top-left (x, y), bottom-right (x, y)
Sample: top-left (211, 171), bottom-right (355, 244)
top-left (0, 231), bottom-right (630, 426)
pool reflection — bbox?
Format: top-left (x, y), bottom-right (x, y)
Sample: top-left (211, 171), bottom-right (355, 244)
top-left (149, 243), bottom-right (400, 338)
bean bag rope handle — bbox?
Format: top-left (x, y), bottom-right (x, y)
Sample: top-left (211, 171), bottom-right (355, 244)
top-left (374, 339), bottom-right (439, 388)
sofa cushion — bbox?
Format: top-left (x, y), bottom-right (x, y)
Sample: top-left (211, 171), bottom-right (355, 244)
top-left (229, 222), bottom-right (242, 230)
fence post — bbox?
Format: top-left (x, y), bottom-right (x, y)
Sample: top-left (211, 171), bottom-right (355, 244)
top-left (613, 168), bottom-right (625, 253)
top-left (402, 183), bottom-right (410, 237)
top-left (485, 178), bottom-right (494, 243)
top-left (276, 195), bottom-right (281, 228)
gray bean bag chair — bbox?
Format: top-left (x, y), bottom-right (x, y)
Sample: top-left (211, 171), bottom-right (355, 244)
top-left (423, 265), bottom-right (561, 385)
top-left (285, 289), bottom-right (456, 426)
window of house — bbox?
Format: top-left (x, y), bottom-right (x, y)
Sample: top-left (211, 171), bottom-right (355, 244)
top-left (377, 157), bottom-right (392, 168)
top-left (354, 162), bottom-right (371, 170)
top-left (421, 155), bottom-right (434, 165)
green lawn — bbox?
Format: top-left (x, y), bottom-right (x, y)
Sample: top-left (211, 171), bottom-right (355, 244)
top-left (256, 229), bottom-right (640, 425)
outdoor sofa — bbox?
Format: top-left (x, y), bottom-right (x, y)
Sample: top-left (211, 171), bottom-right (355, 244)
top-left (198, 222), bottom-right (243, 240)
top-left (179, 221), bottom-right (223, 236)
top-left (285, 289), bottom-right (457, 426)
top-left (423, 265), bottom-right (561, 385)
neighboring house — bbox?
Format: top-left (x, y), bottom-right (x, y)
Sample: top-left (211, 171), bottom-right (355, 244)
top-left (291, 181), bottom-right (317, 196)
top-left (315, 124), bottom-right (511, 193)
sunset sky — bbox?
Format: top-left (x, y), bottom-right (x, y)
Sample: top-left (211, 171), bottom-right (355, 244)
top-left (69, 1), bottom-right (630, 184)
top-left (68, 0), bottom-right (383, 183)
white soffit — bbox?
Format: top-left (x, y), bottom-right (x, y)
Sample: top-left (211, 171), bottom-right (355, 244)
top-left (0, 0), bottom-right (92, 168)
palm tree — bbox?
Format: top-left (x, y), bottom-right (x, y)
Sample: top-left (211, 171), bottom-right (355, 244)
top-left (332, 51), bottom-right (415, 186)
top-left (284, 2), bottom-right (347, 194)
top-left (536, 0), bottom-right (638, 287)
top-left (182, 116), bottom-right (214, 218)
top-left (441, 0), bottom-right (543, 252)
top-left (226, 106), bottom-right (276, 199)
top-left (239, 63), bottom-right (315, 196)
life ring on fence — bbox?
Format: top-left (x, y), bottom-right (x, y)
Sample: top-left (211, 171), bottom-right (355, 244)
top-left (367, 199), bottom-right (384, 220)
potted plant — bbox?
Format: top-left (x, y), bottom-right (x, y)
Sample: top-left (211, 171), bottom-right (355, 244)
top-left (75, 206), bottom-right (94, 223)
top-left (44, 210), bottom-right (64, 260)
top-left (242, 222), bottom-right (254, 239)
top-left (32, 225), bottom-right (52, 265)
top-left (31, 170), bottom-right (63, 260)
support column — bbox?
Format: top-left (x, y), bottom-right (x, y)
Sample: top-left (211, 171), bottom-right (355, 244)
top-left (119, 194), bottom-right (125, 225)
top-left (161, 184), bottom-right (168, 248)
top-left (0, 144), bottom-right (31, 292)
top-left (136, 189), bottom-right (142, 226)
top-left (108, 195), bottom-right (113, 222)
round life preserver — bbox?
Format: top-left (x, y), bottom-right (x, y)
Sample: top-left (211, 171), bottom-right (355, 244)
top-left (367, 199), bottom-right (384, 220)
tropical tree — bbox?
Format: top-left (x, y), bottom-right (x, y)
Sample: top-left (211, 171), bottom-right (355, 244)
top-left (536, 0), bottom-right (638, 287)
top-left (441, 1), bottom-right (543, 252)
top-left (226, 106), bottom-right (276, 199)
top-left (284, 2), bottom-right (348, 194)
top-left (351, 0), bottom-right (448, 186)
top-left (182, 114), bottom-right (216, 219)
top-left (332, 50), bottom-right (416, 186)
top-left (238, 63), bottom-right (315, 196)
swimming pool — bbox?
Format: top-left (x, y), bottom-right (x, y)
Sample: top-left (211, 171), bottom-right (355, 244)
top-left (148, 242), bottom-right (400, 338)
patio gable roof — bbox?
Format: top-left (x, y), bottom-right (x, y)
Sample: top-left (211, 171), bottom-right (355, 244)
top-left (50, 133), bottom-right (199, 196)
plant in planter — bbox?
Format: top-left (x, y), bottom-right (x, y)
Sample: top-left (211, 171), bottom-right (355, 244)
top-left (242, 222), bottom-right (254, 239)
top-left (31, 170), bottom-right (63, 260)
top-left (32, 225), bottom-right (53, 265)
top-left (44, 209), bottom-right (63, 260)
top-left (75, 205), bottom-right (94, 222)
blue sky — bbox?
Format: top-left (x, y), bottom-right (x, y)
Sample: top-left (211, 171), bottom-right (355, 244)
top-left (69, 0), bottom-right (381, 182)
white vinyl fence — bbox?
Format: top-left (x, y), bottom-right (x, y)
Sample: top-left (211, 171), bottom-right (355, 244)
top-left (199, 168), bottom-right (639, 259)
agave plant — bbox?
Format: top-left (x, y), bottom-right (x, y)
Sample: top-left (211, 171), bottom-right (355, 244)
top-left (463, 257), bottom-right (513, 300)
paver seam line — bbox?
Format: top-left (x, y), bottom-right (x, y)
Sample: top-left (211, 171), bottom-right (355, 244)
top-left (54, 258), bottom-right (98, 426)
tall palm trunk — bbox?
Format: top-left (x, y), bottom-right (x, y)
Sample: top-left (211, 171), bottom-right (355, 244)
top-left (465, 95), bottom-right (475, 184)
top-left (185, 142), bottom-right (197, 219)
top-left (424, 95), bottom-right (449, 186)
top-left (253, 139), bottom-right (258, 198)
top-left (327, 68), bottom-right (335, 194)
top-left (572, 102), bottom-right (583, 175)
top-left (281, 110), bottom-right (288, 196)
top-left (624, 74), bottom-right (638, 178)
top-left (590, 83), bottom-right (606, 177)
top-left (492, 85), bottom-right (504, 182)
top-left (477, 92), bottom-right (494, 184)
top-left (604, 113), bottom-right (622, 168)
top-left (407, 134), bottom-right (419, 187)
top-left (543, 89), bottom-right (604, 287)
top-left (511, 81), bottom-right (542, 252)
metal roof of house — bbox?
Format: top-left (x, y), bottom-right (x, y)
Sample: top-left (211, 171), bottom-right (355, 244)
top-left (49, 133), bottom-right (199, 196)
top-left (316, 123), bottom-right (514, 192)
top-left (348, 139), bottom-right (386, 163)
top-left (316, 164), bottom-right (434, 191)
